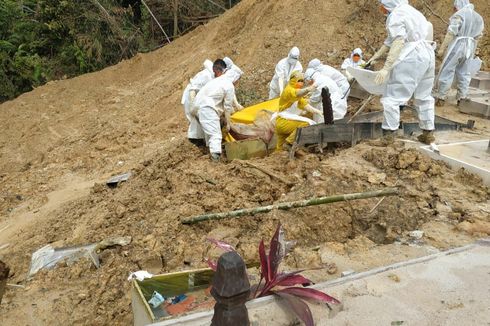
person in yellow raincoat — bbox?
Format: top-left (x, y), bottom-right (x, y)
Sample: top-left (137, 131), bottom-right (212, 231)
top-left (275, 71), bottom-right (323, 151)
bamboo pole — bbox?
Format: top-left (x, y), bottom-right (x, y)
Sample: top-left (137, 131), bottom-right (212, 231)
top-left (182, 188), bottom-right (399, 225)
top-left (141, 0), bottom-right (171, 44)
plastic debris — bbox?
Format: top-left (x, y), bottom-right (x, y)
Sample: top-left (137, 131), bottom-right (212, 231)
top-left (128, 270), bottom-right (154, 282)
top-left (409, 230), bottom-right (424, 240)
top-left (170, 294), bottom-right (187, 305)
top-left (28, 236), bottom-right (132, 278)
top-left (341, 270), bottom-right (355, 277)
top-left (148, 291), bottom-right (165, 308)
top-left (106, 172), bottom-right (132, 188)
top-left (28, 244), bottom-right (99, 278)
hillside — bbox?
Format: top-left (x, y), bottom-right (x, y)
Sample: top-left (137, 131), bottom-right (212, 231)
top-left (0, 0), bottom-right (489, 325)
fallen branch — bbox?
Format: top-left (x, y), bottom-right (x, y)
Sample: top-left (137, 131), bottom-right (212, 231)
top-left (239, 161), bottom-right (294, 186)
top-left (182, 188), bottom-right (399, 225)
top-left (420, 0), bottom-right (448, 25)
top-left (141, 0), bottom-right (171, 44)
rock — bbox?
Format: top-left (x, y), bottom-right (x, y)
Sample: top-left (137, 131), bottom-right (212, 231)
top-left (326, 263), bottom-right (338, 275)
top-left (368, 173), bottom-right (386, 185)
top-left (408, 230), bottom-right (424, 240)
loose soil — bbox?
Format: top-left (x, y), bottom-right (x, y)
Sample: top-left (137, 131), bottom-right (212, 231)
top-left (0, 0), bottom-right (489, 325)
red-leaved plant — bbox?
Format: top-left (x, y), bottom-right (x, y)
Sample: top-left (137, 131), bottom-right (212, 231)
top-left (207, 223), bottom-right (340, 326)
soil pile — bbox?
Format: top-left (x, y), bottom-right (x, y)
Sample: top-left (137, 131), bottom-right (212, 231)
top-left (0, 0), bottom-right (489, 324)
top-left (1, 138), bottom-right (489, 324)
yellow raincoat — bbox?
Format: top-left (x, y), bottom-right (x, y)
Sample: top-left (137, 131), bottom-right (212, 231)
top-left (275, 72), bottom-right (312, 150)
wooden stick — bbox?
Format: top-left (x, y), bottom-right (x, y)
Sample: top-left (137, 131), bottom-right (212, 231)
top-left (348, 95), bottom-right (375, 123)
top-left (420, 0), bottom-right (448, 25)
top-left (240, 161), bottom-right (294, 186)
top-left (182, 188), bottom-right (399, 225)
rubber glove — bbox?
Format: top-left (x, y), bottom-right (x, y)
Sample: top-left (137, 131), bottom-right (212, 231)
top-left (233, 95), bottom-right (244, 111)
top-left (296, 84), bottom-right (317, 97)
top-left (189, 90), bottom-right (197, 105)
top-left (375, 38), bottom-right (404, 85)
top-left (367, 45), bottom-right (389, 66)
top-left (438, 32), bottom-right (455, 58)
top-left (304, 104), bottom-right (323, 116)
top-left (223, 111), bottom-right (232, 132)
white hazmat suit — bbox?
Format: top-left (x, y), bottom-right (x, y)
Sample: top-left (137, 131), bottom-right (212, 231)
top-left (308, 59), bottom-right (351, 98)
top-left (436, 0), bottom-right (484, 101)
top-left (269, 47), bottom-right (303, 99)
top-left (305, 68), bottom-right (347, 122)
top-left (193, 66), bottom-right (243, 155)
top-left (377, 0), bottom-right (436, 132)
top-left (182, 60), bottom-right (214, 140)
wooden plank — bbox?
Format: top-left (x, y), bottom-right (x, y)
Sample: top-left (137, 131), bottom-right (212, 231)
top-left (295, 124), bottom-right (355, 146)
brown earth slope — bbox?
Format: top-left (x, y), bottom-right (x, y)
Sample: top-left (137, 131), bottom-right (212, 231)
top-left (0, 0), bottom-right (489, 325)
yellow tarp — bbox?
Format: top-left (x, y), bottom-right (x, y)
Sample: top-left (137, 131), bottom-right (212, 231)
top-left (230, 98), bottom-right (279, 124)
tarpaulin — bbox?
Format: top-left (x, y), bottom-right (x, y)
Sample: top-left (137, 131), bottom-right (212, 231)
top-left (347, 67), bottom-right (386, 96)
top-left (231, 98), bottom-right (280, 124)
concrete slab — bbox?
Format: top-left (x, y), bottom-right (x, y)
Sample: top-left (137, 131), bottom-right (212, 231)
top-left (419, 140), bottom-right (490, 186)
top-left (467, 87), bottom-right (489, 99)
top-left (459, 96), bottom-right (490, 119)
top-left (470, 71), bottom-right (490, 91)
top-left (149, 240), bottom-right (490, 326)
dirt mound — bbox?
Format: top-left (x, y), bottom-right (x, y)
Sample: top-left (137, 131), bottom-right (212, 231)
top-left (2, 139), bottom-right (489, 324)
top-left (1, 0), bottom-right (489, 324)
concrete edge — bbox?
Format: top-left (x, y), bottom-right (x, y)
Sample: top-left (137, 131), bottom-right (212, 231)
top-left (150, 239), bottom-right (489, 325)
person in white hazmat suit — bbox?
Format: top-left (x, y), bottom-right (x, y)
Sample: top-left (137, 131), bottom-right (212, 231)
top-left (370, 0), bottom-right (436, 144)
top-left (341, 48), bottom-right (367, 81)
top-left (223, 56), bottom-right (245, 111)
top-left (192, 65), bottom-right (243, 161)
top-left (304, 68), bottom-right (348, 123)
top-left (182, 59), bottom-right (227, 146)
top-left (308, 59), bottom-right (351, 99)
top-left (435, 0), bottom-right (484, 106)
top-left (269, 47), bottom-right (303, 99)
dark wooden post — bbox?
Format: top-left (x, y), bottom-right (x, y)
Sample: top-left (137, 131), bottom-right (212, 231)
top-left (211, 252), bottom-right (250, 326)
top-left (0, 260), bottom-right (9, 304)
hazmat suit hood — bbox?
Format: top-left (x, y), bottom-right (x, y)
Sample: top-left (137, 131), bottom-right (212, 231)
top-left (454, 0), bottom-right (471, 10)
top-left (351, 48), bottom-right (363, 59)
top-left (223, 57), bottom-right (234, 70)
top-left (203, 59), bottom-right (214, 74)
top-left (288, 71), bottom-right (304, 86)
top-left (308, 59), bottom-right (322, 71)
top-left (224, 64), bottom-right (243, 83)
top-left (304, 68), bottom-right (316, 81)
top-left (287, 47), bottom-right (300, 65)
top-left (379, 0), bottom-right (408, 11)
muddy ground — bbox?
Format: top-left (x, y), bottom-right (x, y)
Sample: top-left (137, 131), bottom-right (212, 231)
top-left (0, 0), bottom-right (489, 324)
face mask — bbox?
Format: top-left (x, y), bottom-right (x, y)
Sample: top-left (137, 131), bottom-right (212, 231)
top-left (379, 5), bottom-right (389, 17)
top-left (288, 58), bottom-right (298, 66)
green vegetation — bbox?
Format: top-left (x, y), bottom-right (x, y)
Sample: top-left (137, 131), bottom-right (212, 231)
top-left (0, 0), bottom-right (239, 102)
